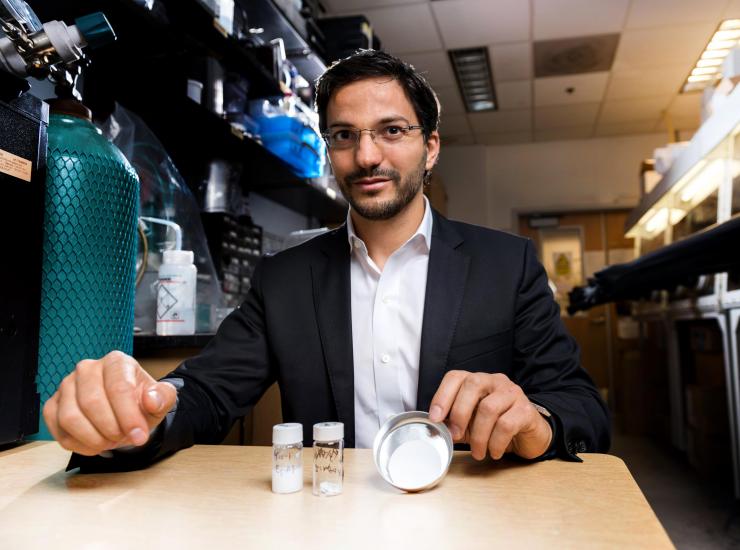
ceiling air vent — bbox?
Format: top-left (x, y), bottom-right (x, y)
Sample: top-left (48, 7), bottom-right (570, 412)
top-left (534, 33), bottom-right (620, 78)
top-left (448, 47), bottom-right (497, 112)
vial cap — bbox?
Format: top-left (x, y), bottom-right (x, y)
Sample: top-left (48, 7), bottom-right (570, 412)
top-left (163, 250), bottom-right (194, 265)
top-left (313, 422), bottom-right (344, 442)
top-left (273, 423), bottom-right (303, 445)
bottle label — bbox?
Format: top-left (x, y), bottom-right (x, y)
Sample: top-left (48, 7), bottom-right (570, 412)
top-left (0, 148), bottom-right (32, 182)
top-left (157, 275), bottom-right (192, 322)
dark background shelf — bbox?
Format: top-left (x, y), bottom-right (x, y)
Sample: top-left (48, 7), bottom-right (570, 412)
top-left (133, 332), bottom-right (215, 354)
top-left (33, 0), bottom-right (347, 224)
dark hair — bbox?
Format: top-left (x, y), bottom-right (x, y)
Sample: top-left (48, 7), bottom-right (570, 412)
top-left (315, 50), bottom-right (440, 139)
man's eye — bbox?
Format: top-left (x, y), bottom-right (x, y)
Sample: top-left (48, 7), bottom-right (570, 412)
top-left (382, 125), bottom-right (404, 137)
top-left (333, 130), bottom-right (354, 142)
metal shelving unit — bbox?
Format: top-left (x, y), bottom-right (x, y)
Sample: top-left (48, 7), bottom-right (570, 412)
top-left (32, 0), bottom-right (347, 224)
top-left (626, 85), bottom-right (740, 496)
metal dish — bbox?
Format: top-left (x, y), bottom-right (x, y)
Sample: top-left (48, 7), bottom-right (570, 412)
top-left (372, 411), bottom-right (453, 492)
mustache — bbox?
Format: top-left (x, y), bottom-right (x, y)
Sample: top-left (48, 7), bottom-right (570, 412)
top-left (345, 168), bottom-right (400, 185)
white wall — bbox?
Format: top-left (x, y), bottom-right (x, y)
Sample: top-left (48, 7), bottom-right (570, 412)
top-left (437, 133), bottom-right (669, 232)
top-left (434, 144), bottom-right (489, 227)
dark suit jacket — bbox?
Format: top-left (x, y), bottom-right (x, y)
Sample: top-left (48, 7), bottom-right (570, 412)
top-left (70, 211), bottom-right (609, 471)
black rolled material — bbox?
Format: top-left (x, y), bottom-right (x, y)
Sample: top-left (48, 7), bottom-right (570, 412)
top-left (568, 215), bottom-right (740, 314)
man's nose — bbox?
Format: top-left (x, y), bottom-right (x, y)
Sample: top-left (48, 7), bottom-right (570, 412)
top-left (354, 131), bottom-right (383, 169)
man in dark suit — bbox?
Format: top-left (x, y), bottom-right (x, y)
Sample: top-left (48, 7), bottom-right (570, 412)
top-left (44, 50), bottom-right (609, 469)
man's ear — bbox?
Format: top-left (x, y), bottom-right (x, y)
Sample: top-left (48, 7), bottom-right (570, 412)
top-left (425, 130), bottom-right (441, 171)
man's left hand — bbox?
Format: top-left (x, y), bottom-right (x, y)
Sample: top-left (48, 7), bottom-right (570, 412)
top-left (428, 371), bottom-right (553, 461)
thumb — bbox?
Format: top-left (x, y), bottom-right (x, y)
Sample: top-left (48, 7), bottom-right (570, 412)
top-left (141, 381), bottom-right (177, 424)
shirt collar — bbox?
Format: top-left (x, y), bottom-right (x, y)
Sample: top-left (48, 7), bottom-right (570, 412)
top-left (346, 195), bottom-right (433, 253)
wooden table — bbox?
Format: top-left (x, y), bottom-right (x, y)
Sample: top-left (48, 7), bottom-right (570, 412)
top-left (0, 442), bottom-right (672, 549)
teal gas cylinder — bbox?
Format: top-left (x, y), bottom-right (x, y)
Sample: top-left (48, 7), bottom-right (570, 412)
top-left (32, 100), bottom-right (140, 439)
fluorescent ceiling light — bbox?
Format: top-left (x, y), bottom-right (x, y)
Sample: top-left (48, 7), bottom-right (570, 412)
top-left (701, 49), bottom-right (730, 59)
top-left (691, 66), bottom-right (719, 76)
top-left (449, 47), bottom-right (498, 113)
top-left (644, 208), bottom-right (685, 234)
top-left (682, 19), bottom-right (740, 93)
top-left (696, 58), bottom-right (723, 67)
top-left (678, 159), bottom-right (719, 202)
top-left (708, 39), bottom-right (737, 50)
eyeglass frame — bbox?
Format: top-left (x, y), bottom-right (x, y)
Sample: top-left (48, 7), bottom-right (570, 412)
top-left (321, 124), bottom-right (425, 150)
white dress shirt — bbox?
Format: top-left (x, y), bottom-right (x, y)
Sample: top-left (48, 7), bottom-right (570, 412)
top-left (347, 197), bottom-right (433, 448)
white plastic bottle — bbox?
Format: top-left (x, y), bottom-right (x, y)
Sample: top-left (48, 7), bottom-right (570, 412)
top-left (156, 250), bottom-right (197, 335)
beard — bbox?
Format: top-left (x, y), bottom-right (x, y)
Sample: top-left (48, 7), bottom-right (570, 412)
top-left (337, 152), bottom-right (427, 221)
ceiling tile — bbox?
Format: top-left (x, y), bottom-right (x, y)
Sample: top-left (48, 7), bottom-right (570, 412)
top-left (655, 116), bottom-right (701, 132)
top-left (613, 23), bottom-right (716, 71)
top-left (606, 64), bottom-right (690, 100)
top-left (726, 0), bottom-right (740, 17)
top-left (599, 96), bottom-right (673, 125)
top-left (533, 0), bottom-right (630, 41)
top-left (439, 113), bottom-right (472, 136)
top-left (496, 80), bottom-right (532, 110)
top-left (400, 51), bottom-right (456, 88)
top-left (468, 110), bottom-right (531, 134)
top-left (535, 126), bottom-right (594, 141)
top-left (534, 72), bottom-right (609, 106)
top-left (626, 0), bottom-right (728, 29)
top-left (432, 0), bottom-right (530, 48)
top-left (435, 86), bottom-right (466, 116)
top-left (361, 4), bottom-right (442, 53)
top-left (594, 120), bottom-right (659, 137)
top-left (666, 93), bottom-right (702, 123)
top-left (476, 131), bottom-right (533, 145)
top-left (535, 103), bottom-right (600, 129)
top-left (489, 42), bottom-right (532, 82)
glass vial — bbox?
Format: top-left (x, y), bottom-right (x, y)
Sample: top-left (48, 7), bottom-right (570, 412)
top-left (312, 422), bottom-right (344, 497)
top-left (272, 423), bottom-right (303, 494)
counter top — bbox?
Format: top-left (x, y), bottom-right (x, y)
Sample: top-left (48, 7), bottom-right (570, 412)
top-left (0, 442), bottom-right (672, 549)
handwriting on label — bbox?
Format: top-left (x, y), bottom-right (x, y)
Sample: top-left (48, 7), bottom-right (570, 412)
top-left (314, 447), bottom-right (341, 474)
top-left (0, 149), bottom-right (32, 182)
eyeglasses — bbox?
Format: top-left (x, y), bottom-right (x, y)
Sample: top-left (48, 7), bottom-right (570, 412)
top-left (322, 124), bottom-right (424, 150)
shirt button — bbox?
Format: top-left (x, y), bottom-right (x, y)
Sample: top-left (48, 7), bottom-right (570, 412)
top-left (382, 295), bottom-right (391, 304)
top-left (381, 354), bottom-right (390, 364)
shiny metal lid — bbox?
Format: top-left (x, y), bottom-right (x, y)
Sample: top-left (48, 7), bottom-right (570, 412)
top-left (372, 411), bottom-right (453, 492)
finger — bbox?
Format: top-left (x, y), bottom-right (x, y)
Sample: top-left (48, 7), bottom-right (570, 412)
top-left (429, 370), bottom-right (468, 423)
top-left (140, 381), bottom-right (178, 430)
top-left (102, 352), bottom-right (152, 447)
top-left (56, 374), bottom-right (119, 452)
top-left (43, 394), bottom-right (97, 454)
top-left (74, 359), bottom-right (125, 443)
top-left (489, 405), bottom-right (529, 460)
top-left (42, 392), bottom-right (62, 442)
top-left (448, 373), bottom-right (497, 441)
top-left (469, 392), bottom-right (517, 460)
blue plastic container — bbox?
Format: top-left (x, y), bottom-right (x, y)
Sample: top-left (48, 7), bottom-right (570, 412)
top-left (255, 114), bottom-right (326, 178)
top-left (262, 131), bottom-right (325, 178)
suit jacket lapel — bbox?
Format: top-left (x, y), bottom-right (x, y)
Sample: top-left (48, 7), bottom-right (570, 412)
top-left (416, 212), bottom-right (469, 411)
top-left (311, 226), bottom-right (356, 447)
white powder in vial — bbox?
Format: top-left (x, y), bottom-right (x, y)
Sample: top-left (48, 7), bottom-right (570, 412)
top-left (387, 439), bottom-right (443, 491)
top-left (272, 467), bottom-right (303, 494)
top-left (318, 481), bottom-right (342, 496)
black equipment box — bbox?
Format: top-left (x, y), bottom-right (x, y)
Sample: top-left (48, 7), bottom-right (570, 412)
top-left (0, 71), bottom-right (47, 445)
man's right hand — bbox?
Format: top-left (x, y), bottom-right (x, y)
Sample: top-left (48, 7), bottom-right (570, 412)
top-left (42, 350), bottom-right (178, 456)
